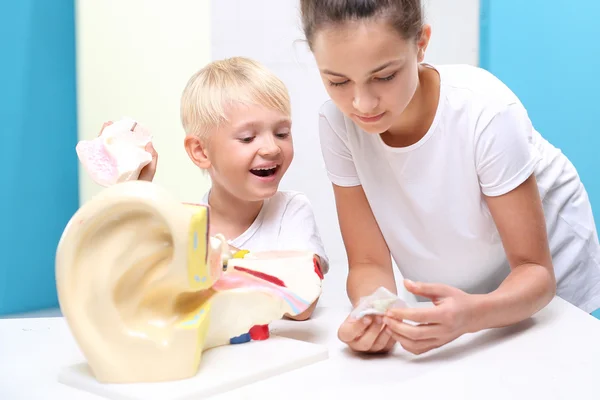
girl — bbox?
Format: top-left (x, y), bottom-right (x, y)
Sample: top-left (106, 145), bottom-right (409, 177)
top-left (299, 0), bottom-right (600, 355)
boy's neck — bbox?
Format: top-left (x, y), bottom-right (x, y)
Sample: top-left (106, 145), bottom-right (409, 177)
top-left (207, 185), bottom-right (264, 240)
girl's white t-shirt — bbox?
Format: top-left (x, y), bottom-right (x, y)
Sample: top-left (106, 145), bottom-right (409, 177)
top-left (318, 63), bottom-right (600, 312)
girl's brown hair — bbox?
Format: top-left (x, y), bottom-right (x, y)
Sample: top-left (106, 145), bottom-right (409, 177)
top-left (300, 0), bottom-right (424, 49)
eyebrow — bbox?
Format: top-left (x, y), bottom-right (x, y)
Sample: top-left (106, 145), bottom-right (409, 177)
top-left (322, 60), bottom-right (402, 77)
top-left (233, 117), bottom-right (291, 132)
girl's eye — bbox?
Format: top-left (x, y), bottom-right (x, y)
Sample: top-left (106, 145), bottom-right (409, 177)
top-left (275, 132), bottom-right (290, 139)
top-left (376, 73), bottom-right (396, 82)
top-left (328, 80), bottom-right (349, 87)
top-left (239, 137), bottom-right (254, 143)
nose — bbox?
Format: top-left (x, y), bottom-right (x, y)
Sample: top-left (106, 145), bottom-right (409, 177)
top-left (258, 135), bottom-right (281, 158)
top-left (352, 86), bottom-right (379, 114)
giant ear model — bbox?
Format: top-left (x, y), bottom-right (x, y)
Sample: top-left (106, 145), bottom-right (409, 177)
top-left (55, 181), bottom-right (323, 384)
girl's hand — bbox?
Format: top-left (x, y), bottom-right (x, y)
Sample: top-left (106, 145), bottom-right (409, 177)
top-left (98, 120), bottom-right (158, 182)
top-left (383, 279), bottom-right (479, 355)
top-left (338, 314), bottom-right (396, 354)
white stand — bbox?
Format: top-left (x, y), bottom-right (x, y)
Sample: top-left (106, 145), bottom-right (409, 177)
top-left (58, 335), bottom-right (328, 400)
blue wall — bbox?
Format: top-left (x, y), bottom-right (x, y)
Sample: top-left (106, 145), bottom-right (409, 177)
top-left (0, 1), bottom-right (79, 315)
top-left (480, 0), bottom-right (600, 228)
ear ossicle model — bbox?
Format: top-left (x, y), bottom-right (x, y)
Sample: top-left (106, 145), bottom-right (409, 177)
top-left (55, 180), bottom-right (324, 383)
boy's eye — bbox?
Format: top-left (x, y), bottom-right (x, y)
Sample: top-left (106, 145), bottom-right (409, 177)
top-left (275, 132), bottom-right (290, 139)
top-left (239, 137), bottom-right (254, 143)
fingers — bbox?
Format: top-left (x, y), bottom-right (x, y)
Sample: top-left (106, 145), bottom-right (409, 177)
top-left (370, 327), bottom-right (394, 353)
top-left (351, 320), bottom-right (385, 352)
top-left (386, 306), bottom-right (442, 324)
top-left (98, 121), bottom-right (113, 137)
top-left (386, 328), bottom-right (441, 355)
top-left (338, 316), bottom-right (372, 343)
top-left (384, 317), bottom-right (441, 341)
top-left (404, 279), bottom-right (455, 300)
top-left (338, 315), bottom-right (397, 354)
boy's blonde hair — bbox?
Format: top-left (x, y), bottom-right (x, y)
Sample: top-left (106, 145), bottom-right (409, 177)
top-left (180, 57), bottom-right (291, 139)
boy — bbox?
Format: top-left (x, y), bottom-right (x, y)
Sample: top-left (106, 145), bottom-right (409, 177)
top-left (104, 57), bottom-right (329, 320)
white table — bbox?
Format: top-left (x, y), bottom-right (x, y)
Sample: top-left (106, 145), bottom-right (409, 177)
top-left (1, 297), bottom-right (600, 399)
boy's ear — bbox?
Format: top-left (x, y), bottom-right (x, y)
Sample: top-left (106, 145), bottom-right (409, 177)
top-left (184, 135), bottom-right (211, 170)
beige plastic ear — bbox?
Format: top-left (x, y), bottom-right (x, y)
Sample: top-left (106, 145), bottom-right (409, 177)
top-left (55, 181), bottom-right (323, 384)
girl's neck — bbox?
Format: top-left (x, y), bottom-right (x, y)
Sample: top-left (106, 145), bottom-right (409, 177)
top-left (207, 184), bottom-right (264, 240)
top-left (382, 64), bottom-right (440, 147)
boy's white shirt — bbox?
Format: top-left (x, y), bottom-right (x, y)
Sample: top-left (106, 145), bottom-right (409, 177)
top-left (318, 63), bottom-right (600, 313)
top-left (202, 190), bottom-right (329, 274)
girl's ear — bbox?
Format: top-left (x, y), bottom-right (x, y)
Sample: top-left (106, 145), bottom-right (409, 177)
top-left (184, 135), bottom-right (211, 170)
top-left (416, 24), bottom-right (432, 62)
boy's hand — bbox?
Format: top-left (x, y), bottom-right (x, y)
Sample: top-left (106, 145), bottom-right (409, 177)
top-left (138, 142), bottom-right (158, 182)
top-left (285, 298), bottom-right (319, 321)
top-left (338, 314), bottom-right (396, 354)
top-left (98, 121), bottom-right (158, 182)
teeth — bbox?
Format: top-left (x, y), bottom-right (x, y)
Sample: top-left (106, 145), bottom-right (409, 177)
top-left (252, 166), bottom-right (276, 171)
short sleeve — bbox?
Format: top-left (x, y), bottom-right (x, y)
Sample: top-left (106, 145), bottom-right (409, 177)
top-left (474, 103), bottom-right (542, 197)
top-left (278, 193), bottom-right (330, 274)
top-left (318, 103), bottom-right (361, 187)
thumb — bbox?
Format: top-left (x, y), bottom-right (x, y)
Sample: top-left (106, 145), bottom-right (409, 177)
top-left (404, 279), bottom-right (455, 301)
top-left (138, 143), bottom-right (158, 182)
top-left (145, 142), bottom-right (158, 159)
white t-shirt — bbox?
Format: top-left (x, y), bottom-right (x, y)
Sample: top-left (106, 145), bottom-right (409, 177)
top-left (202, 190), bottom-right (329, 274)
top-left (318, 63), bottom-right (600, 313)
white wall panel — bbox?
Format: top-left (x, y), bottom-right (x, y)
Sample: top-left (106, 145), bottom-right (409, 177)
top-left (76, 0), bottom-right (212, 205)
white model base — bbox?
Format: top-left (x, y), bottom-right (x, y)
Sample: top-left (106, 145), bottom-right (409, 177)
top-left (58, 335), bottom-right (328, 400)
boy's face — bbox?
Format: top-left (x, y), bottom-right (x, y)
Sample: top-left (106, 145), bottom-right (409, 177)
top-left (188, 102), bottom-right (293, 202)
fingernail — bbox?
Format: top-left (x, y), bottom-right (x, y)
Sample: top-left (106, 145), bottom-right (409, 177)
top-left (362, 317), bottom-right (372, 325)
top-left (375, 316), bottom-right (383, 325)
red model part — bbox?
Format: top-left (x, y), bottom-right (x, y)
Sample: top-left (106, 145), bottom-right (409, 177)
top-left (233, 266), bottom-right (287, 287)
top-left (249, 324), bottom-right (270, 340)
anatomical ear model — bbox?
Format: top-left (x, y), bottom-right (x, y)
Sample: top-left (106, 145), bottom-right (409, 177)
top-left (76, 117), bottom-right (153, 187)
top-left (55, 181), bottom-right (324, 384)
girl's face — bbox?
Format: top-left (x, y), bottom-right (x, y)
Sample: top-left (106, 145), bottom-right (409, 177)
top-left (311, 19), bottom-right (430, 135)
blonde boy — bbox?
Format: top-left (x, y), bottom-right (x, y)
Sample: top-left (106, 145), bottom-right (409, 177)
top-left (119, 57), bottom-right (328, 319)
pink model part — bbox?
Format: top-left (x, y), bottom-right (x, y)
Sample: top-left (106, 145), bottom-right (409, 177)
top-left (76, 118), bottom-right (153, 187)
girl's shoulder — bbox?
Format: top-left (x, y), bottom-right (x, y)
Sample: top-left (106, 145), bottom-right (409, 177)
top-left (435, 64), bottom-right (523, 111)
top-left (318, 99), bottom-right (348, 133)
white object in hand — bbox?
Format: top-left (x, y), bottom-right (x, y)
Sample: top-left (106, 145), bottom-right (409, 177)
top-left (350, 287), bottom-right (409, 319)
top-left (76, 117), bottom-right (153, 187)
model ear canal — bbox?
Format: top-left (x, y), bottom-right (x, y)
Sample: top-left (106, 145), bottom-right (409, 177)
top-left (56, 181), bottom-right (212, 383)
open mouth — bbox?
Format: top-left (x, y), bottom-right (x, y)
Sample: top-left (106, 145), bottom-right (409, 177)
top-left (250, 166), bottom-right (279, 178)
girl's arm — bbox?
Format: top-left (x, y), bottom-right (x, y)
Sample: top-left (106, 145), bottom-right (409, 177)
top-left (383, 174), bottom-right (555, 355)
top-left (384, 99), bottom-right (559, 355)
top-left (333, 183), bottom-right (398, 354)
top-left (470, 173), bottom-right (556, 330)
top-left (332, 184), bottom-right (397, 306)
